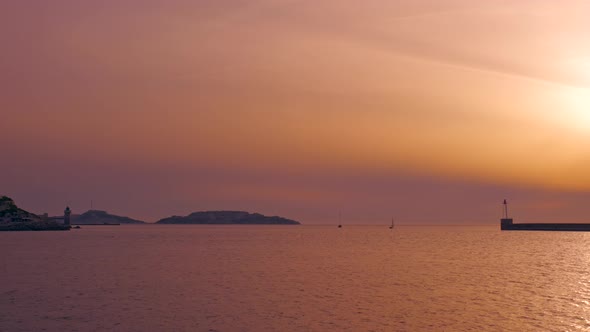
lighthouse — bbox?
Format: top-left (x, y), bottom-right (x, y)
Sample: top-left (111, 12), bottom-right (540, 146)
top-left (64, 206), bottom-right (71, 227)
top-left (500, 199), bottom-right (513, 230)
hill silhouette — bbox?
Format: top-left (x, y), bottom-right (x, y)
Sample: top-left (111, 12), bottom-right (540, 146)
top-left (0, 196), bottom-right (39, 221)
top-left (70, 210), bottom-right (145, 224)
top-left (157, 211), bottom-right (300, 225)
top-left (0, 196), bottom-right (69, 231)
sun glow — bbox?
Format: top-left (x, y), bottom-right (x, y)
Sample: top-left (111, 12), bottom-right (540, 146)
top-left (560, 87), bottom-right (590, 133)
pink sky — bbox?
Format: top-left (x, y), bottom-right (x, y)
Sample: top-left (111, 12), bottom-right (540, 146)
top-left (2, 0), bottom-right (590, 223)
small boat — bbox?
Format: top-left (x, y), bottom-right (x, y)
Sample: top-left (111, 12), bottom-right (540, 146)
top-left (73, 225), bottom-right (81, 229)
top-left (389, 218), bottom-right (394, 229)
top-left (338, 224), bottom-right (342, 228)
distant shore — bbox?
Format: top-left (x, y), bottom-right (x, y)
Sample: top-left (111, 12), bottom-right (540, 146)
top-left (156, 211), bottom-right (300, 225)
top-left (0, 221), bottom-right (70, 231)
top-left (1, 195), bottom-right (301, 230)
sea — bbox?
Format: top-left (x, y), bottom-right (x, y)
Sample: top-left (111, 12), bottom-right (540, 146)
top-left (2, 225), bottom-right (590, 331)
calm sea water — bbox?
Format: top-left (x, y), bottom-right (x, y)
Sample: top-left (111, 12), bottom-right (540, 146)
top-left (2, 225), bottom-right (590, 331)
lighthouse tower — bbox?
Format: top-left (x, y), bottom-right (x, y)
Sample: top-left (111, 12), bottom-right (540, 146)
top-left (500, 199), bottom-right (513, 230)
top-left (64, 206), bottom-right (71, 227)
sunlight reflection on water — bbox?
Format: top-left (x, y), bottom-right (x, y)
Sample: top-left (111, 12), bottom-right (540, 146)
top-left (2, 225), bottom-right (590, 331)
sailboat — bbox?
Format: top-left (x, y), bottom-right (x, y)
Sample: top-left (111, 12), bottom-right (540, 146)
top-left (389, 218), bottom-right (394, 229)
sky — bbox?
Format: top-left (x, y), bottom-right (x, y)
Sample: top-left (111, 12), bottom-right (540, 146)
top-left (2, 0), bottom-right (590, 223)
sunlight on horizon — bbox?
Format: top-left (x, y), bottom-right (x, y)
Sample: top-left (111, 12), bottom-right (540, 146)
top-left (559, 86), bottom-right (590, 134)
top-left (2, 0), bottom-right (590, 221)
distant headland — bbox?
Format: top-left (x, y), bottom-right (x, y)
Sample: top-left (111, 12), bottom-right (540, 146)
top-left (1, 195), bottom-right (300, 230)
top-left (0, 196), bottom-right (144, 230)
top-left (0, 196), bottom-right (69, 231)
top-left (156, 211), bottom-right (300, 225)
top-left (65, 210), bottom-right (146, 225)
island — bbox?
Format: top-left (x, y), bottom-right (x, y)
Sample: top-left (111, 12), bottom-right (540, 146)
top-left (66, 210), bottom-right (145, 225)
top-left (156, 211), bottom-right (300, 225)
top-left (0, 196), bottom-right (70, 231)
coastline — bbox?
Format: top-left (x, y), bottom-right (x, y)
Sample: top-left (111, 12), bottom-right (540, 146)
top-left (0, 221), bottom-right (70, 231)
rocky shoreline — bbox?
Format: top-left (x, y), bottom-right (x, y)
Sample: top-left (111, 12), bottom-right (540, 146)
top-left (0, 221), bottom-right (70, 231)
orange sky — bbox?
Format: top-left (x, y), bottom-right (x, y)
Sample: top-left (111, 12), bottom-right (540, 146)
top-left (2, 0), bottom-right (590, 223)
